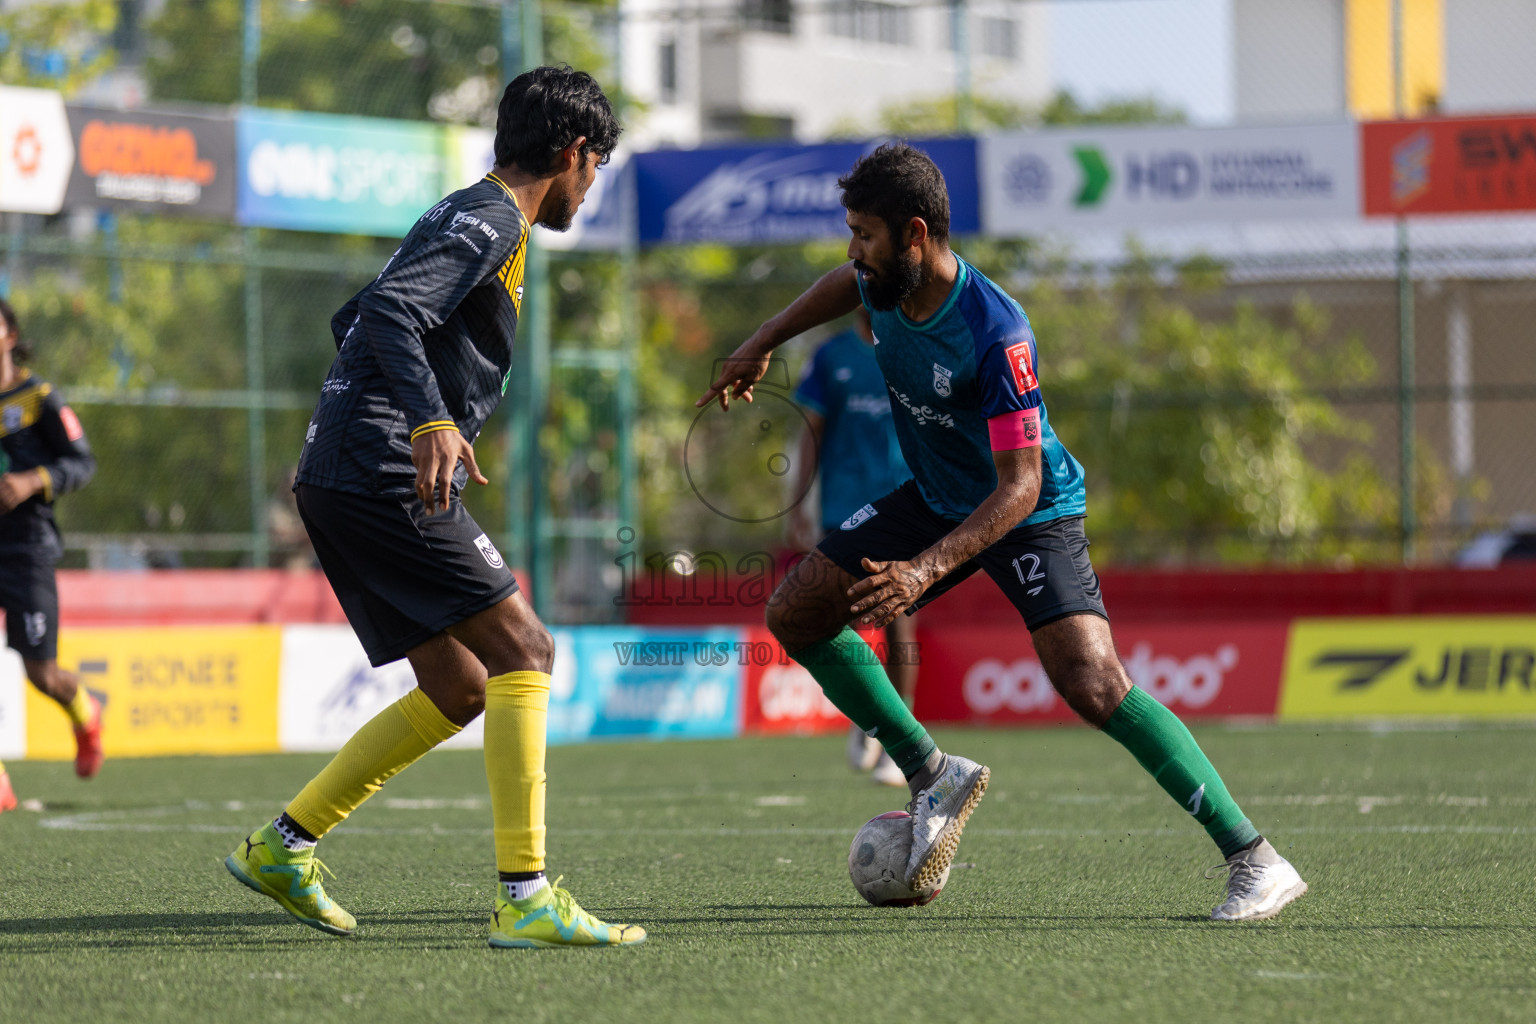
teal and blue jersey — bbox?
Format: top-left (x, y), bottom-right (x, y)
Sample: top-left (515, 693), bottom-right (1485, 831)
top-left (858, 256), bottom-right (1086, 526)
top-left (793, 330), bottom-right (912, 530)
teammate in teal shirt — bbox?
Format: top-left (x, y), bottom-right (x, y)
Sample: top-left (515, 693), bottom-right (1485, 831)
top-left (790, 307), bottom-right (914, 786)
top-left (699, 142), bottom-right (1306, 921)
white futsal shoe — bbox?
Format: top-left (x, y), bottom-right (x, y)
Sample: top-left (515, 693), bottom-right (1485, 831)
top-left (871, 751), bottom-right (906, 788)
top-left (1208, 839), bottom-right (1308, 921)
top-left (846, 724), bottom-right (880, 772)
top-left (905, 754), bottom-right (990, 890)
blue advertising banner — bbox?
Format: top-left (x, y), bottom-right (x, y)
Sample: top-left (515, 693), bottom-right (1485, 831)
top-left (237, 108), bottom-right (444, 236)
top-left (547, 628), bottom-right (744, 744)
top-left (634, 138), bottom-right (979, 245)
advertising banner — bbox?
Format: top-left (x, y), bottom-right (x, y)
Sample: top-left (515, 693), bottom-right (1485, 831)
top-left (0, 651), bottom-right (23, 760)
top-left (24, 626), bottom-right (282, 759)
top-left (1362, 116), bottom-right (1536, 216)
top-left (0, 86), bottom-right (75, 214)
top-left (738, 627), bottom-right (849, 735)
top-left (64, 105), bottom-right (236, 217)
top-left (635, 138), bottom-right (979, 245)
top-left (981, 123), bottom-right (1359, 235)
top-left (914, 623), bottom-right (1288, 724)
top-left (277, 625), bottom-right (511, 752)
top-left (565, 628), bottom-right (743, 741)
top-left (237, 108), bottom-right (444, 235)
top-left (1279, 617), bottom-right (1536, 719)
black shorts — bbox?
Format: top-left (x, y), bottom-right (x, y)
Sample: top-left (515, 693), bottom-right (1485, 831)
top-left (816, 481), bottom-right (1107, 631)
top-left (296, 484), bottom-right (519, 667)
top-left (0, 555), bottom-right (58, 661)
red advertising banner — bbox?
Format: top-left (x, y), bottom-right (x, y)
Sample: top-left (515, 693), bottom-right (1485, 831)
top-left (912, 622), bottom-right (1288, 725)
top-left (1362, 115), bottom-right (1536, 216)
top-left (739, 627), bottom-right (885, 736)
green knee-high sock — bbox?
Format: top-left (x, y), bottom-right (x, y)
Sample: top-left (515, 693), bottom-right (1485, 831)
top-left (793, 627), bottom-right (935, 777)
top-left (1103, 686), bottom-right (1260, 858)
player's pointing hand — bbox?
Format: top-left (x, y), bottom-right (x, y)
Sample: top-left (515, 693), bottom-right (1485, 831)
top-left (696, 337), bottom-right (772, 411)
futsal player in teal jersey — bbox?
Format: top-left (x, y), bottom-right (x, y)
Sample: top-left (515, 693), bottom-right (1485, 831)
top-left (698, 143), bottom-right (1306, 920)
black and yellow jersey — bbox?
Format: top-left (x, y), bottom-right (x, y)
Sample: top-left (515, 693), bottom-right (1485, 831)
top-left (296, 173), bottom-right (530, 497)
top-left (0, 371), bottom-right (96, 559)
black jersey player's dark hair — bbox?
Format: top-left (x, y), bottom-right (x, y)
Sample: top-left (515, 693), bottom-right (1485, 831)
top-left (495, 65), bottom-right (621, 175)
top-left (838, 142), bottom-right (951, 246)
top-left (0, 297), bottom-right (30, 364)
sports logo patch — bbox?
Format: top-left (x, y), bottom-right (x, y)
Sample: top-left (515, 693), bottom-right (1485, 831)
top-left (1024, 416), bottom-right (1039, 444)
top-left (841, 504), bottom-right (877, 531)
top-left (1005, 341), bottom-right (1038, 394)
top-left (24, 612), bottom-right (46, 646)
top-left (59, 405), bottom-right (84, 441)
top-left (2, 405), bottom-right (21, 432)
top-left (932, 363), bottom-right (953, 397)
top-left (473, 532), bottom-right (506, 569)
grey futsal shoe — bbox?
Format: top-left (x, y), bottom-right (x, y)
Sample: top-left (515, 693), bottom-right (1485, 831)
top-left (1209, 839), bottom-right (1308, 921)
top-left (905, 754), bottom-right (990, 890)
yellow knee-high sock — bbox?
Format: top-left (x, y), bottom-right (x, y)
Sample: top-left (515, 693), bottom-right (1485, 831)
top-left (64, 687), bottom-right (93, 728)
top-left (484, 671), bottom-right (550, 873)
top-left (285, 687), bottom-right (461, 839)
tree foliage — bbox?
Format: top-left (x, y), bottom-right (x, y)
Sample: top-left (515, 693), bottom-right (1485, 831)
top-left (832, 88), bottom-right (1187, 138)
top-left (144, 0), bottom-right (611, 121)
top-left (0, 0), bottom-right (117, 94)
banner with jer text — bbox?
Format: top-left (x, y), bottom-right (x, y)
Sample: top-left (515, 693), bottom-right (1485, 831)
top-left (1279, 617), bottom-right (1536, 719)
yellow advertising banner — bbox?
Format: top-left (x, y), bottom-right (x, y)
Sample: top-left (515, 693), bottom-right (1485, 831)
top-left (1280, 617), bottom-right (1536, 719)
top-left (25, 626), bottom-right (282, 758)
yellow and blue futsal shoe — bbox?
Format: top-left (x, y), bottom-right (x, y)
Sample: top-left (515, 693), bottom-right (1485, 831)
top-left (488, 877), bottom-right (646, 949)
top-left (224, 824), bottom-right (356, 936)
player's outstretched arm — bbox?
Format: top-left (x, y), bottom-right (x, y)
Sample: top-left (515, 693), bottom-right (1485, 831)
top-left (848, 446), bottom-right (1042, 628)
top-left (696, 263), bottom-right (861, 410)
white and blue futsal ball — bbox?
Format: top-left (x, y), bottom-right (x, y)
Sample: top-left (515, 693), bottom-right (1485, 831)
top-left (847, 810), bottom-right (947, 906)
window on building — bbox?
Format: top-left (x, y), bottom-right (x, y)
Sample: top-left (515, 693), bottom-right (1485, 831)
top-left (830, 1), bottom-right (913, 46)
top-left (977, 16), bottom-right (1017, 61)
top-left (743, 0), bottom-right (793, 34)
top-left (659, 39), bottom-right (677, 103)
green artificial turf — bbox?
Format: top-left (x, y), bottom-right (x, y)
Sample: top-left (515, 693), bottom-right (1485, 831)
top-left (3, 723), bottom-right (1534, 1023)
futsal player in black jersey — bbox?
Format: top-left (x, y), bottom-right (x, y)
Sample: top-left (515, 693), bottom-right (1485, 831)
top-left (0, 299), bottom-right (100, 815)
top-left (225, 67), bottom-right (643, 947)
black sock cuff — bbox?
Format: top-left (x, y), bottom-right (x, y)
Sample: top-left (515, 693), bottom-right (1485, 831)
top-left (275, 812), bottom-right (318, 844)
top-left (498, 870), bottom-right (546, 883)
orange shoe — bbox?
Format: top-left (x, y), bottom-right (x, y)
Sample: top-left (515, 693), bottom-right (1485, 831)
top-left (74, 691), bottom-right (105, 779)
top-left (0, 772), bottom-right (17, 814)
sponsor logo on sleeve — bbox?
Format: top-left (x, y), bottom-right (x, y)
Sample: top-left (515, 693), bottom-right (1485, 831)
top-left (1005, 341), bottom-right (1037, 393)
top-left (58, 405), bottom-right (83, 441)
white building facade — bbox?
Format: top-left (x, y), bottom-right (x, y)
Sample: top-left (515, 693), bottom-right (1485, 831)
top-left (620, 0), bottom-right (1052, 147)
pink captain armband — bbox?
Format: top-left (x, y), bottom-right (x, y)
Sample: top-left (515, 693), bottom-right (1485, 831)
top-left (987, 407), bottom-right (1042, 451)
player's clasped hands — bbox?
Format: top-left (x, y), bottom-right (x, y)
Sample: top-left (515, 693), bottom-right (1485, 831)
top-left (411, 430), bottom-right (489, 513)
top-left (848, 556), bottom-right (933, 629)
